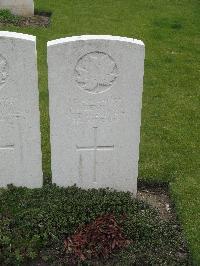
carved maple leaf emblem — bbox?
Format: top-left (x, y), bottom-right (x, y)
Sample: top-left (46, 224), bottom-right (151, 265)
top-left (75, 52), bottom-right (118, 93)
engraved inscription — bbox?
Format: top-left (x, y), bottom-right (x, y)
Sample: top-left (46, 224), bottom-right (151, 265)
top-left (76, 127), bottom-right (114, 183)
top-left (74, 52), bottom-right (118, 93)
top-left (0, 97), bottom-right (19, 117)
top-left (0, 144), bottom-right (14, 150)
top-left (0, 54), bottom-right (8, 89)
top-left (67, 96), bottom-right (125, 124)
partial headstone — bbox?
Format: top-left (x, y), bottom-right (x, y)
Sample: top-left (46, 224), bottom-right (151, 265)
top-left (0, 31), bottom-right (42, 188)
top-left (0, 0), bottom-right (34, 17)
top-left (48, 35), bottom-right (145, 195)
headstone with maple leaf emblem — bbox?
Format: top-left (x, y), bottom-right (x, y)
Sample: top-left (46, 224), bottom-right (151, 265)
top-left (0, 31), bottom-right (42, 187)
top-left (48, 35), bottom-right (145, 195)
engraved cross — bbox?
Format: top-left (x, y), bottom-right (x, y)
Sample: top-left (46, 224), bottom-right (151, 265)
top-left (76, 127), bottom-right (114, 183)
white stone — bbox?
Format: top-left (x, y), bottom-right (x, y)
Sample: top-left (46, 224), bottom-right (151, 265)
top-left (0, 0), bottom-right (34, 17)
top-left (0, 31), bottom-right (42, 188)
top-left (48, 35), bottom-right (145, 195)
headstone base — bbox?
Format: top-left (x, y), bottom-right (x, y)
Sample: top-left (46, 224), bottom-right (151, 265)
top-left (0, 0), bottom-right (34, 17)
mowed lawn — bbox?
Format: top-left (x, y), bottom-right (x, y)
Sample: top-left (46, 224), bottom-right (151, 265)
top-left (1, 0), bottom-right (199, 263)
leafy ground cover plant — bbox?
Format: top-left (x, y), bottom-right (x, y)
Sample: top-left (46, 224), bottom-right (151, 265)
top-left (0, 9), bottom-right (50, 27)
top-left (0, 9), bottom-right (21, 25)
top-left (0, 185), bottom-right (190, 265)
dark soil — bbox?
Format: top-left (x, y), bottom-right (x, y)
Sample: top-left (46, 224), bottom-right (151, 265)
top-left (19, 14), bottom-right (50, 28)
top-left (137, 181), bottom-right (175, 220)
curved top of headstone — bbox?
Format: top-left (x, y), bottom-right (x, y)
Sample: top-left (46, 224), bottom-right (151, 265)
top-left (0, 31), bottom-right (36, 42)
top-left (47, 35), bottom-right (144, 48)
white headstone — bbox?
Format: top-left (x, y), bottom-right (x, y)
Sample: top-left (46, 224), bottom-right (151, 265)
top-left (0, 0), bottom-right (34, 17)
top-left (48, 35), bottom-right (145, 195)
top-left (0, 31), bottom-right (42, 188)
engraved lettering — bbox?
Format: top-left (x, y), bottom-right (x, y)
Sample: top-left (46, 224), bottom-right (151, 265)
top-left (0, 54), bottom-right (8, 89)
top-left (67, 96), bottom-right (125, 124)
top-left (0, 97), bottom-right (19, 117)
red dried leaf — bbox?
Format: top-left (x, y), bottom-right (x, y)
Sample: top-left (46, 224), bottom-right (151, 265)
top-left (64, 214), bottom-right (131, 261)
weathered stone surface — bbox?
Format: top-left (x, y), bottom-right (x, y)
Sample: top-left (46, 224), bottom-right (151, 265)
top-left (0, 0), bottom-right (34, 17)
top-left (0, 31), bottom-right (42, 188)
top-left (48, 35), bottom-right (145, 195)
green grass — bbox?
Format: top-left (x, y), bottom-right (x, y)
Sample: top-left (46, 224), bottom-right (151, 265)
top-left (0, 0), bottom-right (199, 263)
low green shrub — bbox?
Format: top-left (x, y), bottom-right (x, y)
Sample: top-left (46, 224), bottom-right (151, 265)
top-left (0, 185), bottom-right (190, 265)
top-left (0, 9), bottom-right (21, 25)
